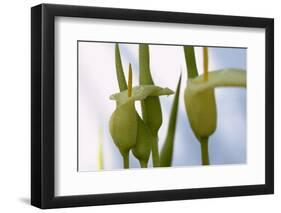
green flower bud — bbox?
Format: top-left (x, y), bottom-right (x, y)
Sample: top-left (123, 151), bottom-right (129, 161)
top-left (109, 84), bottom-right (174, 167)
top-left (185, 85), bottom-right (216, 140)
top-left (184, 69), bottom-right (246, 141)
top-left (132, 114), bottom-right (154, 168)
top-left (109, 101), bottom-right (138, 155)
top-left (183, 46), bottom-right (246, 165)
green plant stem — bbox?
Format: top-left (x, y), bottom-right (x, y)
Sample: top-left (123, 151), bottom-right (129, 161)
top-left (200, 138), bottom-right (210, 165)
top-left (151, 137), bottom-right (160, 167)
top-left (122, 152), bottom-right (129, 169)
top-left (183, 46), bottom-right (198, 79)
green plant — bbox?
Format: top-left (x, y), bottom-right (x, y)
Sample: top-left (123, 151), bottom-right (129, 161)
top-left (108, 43), bottom-right (246, 169)
top-left (160, 74), bottom-right (182, 167)
top-left (109, 44), bottom-right (175, 168)
top-left (183, 46), bottom-right (246, 165)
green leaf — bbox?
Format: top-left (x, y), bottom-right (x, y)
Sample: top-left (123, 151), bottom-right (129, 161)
top-left (115, 43), bottom-right (128, 92)
top-left (160, 74), bottom-right (182, 167)
top-left (183, 46), bottom-right (198, 79)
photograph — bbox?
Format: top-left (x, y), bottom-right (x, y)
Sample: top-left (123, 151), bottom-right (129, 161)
top-left (30, 3), bottom-right (274, 209)
top-left (78, 42), bottom-right (247, 171)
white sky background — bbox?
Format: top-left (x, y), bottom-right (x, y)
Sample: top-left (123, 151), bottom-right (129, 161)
top-left (78, 42), bottom-right (246, 171)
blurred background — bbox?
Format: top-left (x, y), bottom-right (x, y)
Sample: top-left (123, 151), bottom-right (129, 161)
top-left (78, 42), bottom-right (246, 171)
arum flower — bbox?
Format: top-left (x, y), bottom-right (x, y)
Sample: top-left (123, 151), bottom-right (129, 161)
top-left (109, 63), bottom-right (174, 168)
top-left (139, 44), bottom-right (164, 167)
top-left (184, 46), bottom-right (246, 165)
top-left (139, 44), bottom-right (183, 168)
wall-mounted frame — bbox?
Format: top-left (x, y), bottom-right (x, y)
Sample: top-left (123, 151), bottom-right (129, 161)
top-left (31, 3), bottom-right (274, 209)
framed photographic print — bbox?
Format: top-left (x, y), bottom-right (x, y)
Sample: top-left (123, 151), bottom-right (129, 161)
top-left (31, 3), bottom-right (274, 209)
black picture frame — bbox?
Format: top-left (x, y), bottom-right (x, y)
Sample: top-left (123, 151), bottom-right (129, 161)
top-left (31, 3), bottom-right (274, 209)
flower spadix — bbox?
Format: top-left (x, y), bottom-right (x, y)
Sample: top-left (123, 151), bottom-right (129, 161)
top-left (109, 64), bottom-right (174, 166)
